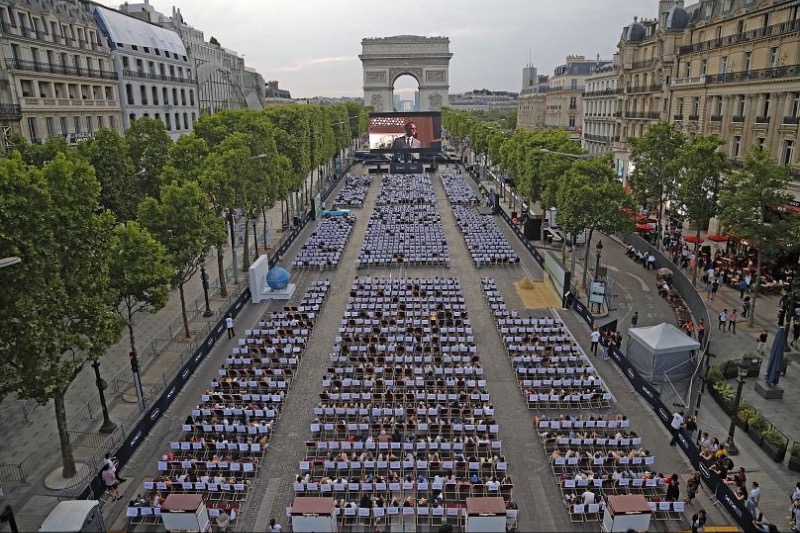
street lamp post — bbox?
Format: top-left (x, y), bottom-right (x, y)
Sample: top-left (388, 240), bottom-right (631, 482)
top-left (595, 240), bottom-right (604, 281)
top-left (252, 220), bottom-right (259, 257)
top-left (91, 359), bottom-right (117, 434)
top-left (128, 350), bottom-right (146, 412)
top-left (227, 208), bottom-right (239, 285)
top-left (725, 361), bottom-right (749, 455)
top-left (200, 260), bottom-right (213, 318)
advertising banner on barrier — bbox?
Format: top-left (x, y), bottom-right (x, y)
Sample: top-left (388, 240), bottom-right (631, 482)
top-left (77, 288), bottom-right (253, 500)
top-left (571, 298), bottom-right (594, 329)
top-left (606, 346), bottom-right (756, 532)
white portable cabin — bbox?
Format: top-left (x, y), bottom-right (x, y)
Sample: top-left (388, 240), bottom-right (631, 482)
top-left (464, 497), bottom-right (507, 533)
top-left (160, 494), bottom-right (210, 533)
top-left (289, 497), bottom-right (336, 533)
top-left (601, 494), bottom-right (652, 532)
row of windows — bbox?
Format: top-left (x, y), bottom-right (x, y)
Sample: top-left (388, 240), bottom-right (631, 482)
top-left (730, 136), bottom-right (794, 165)
top-left (121, 55), bottom-right (192, 81)
top-left (677, 46), bottom-right (783, 79)
top-left (115, 43), bottom-right (188, 63)
top-left (125, 84), bottom-right (195, 108)
top-left (18, 78), bottom-right (115, 101)
top-left (9, 43), bottom-right (111, 74)
top-left (129, 111), bottom-right (196, 132)
top-left (676, 92), bottom-right (800, 119)
top-left (26, 114), bottom-right (118, 141)
top-left (0, 5), bottom-right (100, 49)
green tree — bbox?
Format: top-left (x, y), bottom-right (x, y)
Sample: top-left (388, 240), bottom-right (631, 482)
top-left (8, 133), bottom-right (70, 167)
top-left (162, 134), bottom-right (210, 184)
top-left (126, 117), bottom-right (173, 200)
top-left (675, 134), bottom-right (729, 285)
top-left (77, 129), bottom-right (138, 221)
top-left (109, 221), bottom-right (172, 377)
top-left (629, 122), bottom-right (686, 245)
top-left (556, 156), bottom-right (633, 289)
top-left (0, 153), bottom-right (122, 478)
top-left (719, 148), bottom-right (799, 326)
top-left (138, 181), bottom-right (226, 339)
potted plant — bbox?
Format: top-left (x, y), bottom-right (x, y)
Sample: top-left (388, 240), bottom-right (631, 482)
top-left (761, 427), bottom-right (788, 463)
top-left (736, 404), bottom-right (756, 431)
top-left (721, 360), bottom-right (740, 379)
top-left (788, 442), bottom-right (800, 473)
top-left (706, 365), bottom-right (724, 390)
top-left (747, 413), bottom-right (768, 447)
top-left (710, 381), bottom-right (736, 416)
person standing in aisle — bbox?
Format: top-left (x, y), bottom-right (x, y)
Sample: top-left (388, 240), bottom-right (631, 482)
top-left (590, 328), bottom-right (601, 356)
top-left (226, 316), bottom-right (235, 339)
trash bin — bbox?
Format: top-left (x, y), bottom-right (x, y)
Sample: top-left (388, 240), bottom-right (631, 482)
top-left (741, 356), bottom-right (762, 378)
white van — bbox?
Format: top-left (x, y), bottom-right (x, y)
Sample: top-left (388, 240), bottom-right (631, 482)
top-left (39, 501), bottom-right (105, 533)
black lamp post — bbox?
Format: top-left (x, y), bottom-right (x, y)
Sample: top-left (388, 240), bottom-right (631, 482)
top-left (200, 260), bottom-right (213, 318)
top-left (227, 208), bottom-right (239, 284)
top-left (725, 361), bottom-right (749, 455)
top-left (91, 359), bottom-right (117, 434)
top-left (1, 505), bottom-right (19, 533)
top-left (595, 240), bottom-right (604, 281)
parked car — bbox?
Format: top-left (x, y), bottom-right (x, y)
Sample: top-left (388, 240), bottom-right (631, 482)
top-left (321, 208), bottom-right (351, 218)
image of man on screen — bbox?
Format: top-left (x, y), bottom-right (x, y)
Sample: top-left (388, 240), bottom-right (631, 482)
top-left (391, 121), bottom-right (422, 160)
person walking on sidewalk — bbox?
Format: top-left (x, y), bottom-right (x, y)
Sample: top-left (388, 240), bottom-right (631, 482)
top-left (739, 277), bottom-right (749, 299)
top-left (718, 309), bottom-right (728, 331)
top-left (792, 319), bottom-right (800, 347)
top-left (728, 309), bottom-right (738, 334)
top-left (226, 316), bottom-right (235, 339)
top-left (103, 452), bottom-right (126, 483)
top-left (690, 509), bottom-right (707, 533)
top-left (757, 331), bottom-right (768, 354)
top-left (697, 319), bottom-right (706, 344)
top-left (669, 411), bottom-right (684, 446)
top-left (590, 328), bottom-right (601, 356)
top-left (631, 311), bottom-right (639, 327)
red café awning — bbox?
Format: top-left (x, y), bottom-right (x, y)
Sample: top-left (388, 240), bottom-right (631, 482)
top-left (635, 223), bottom-right (654, 231)
top-left (706, 233), bottom-right (729, 242)
top-left (683, 235), bottom-right (704, 244)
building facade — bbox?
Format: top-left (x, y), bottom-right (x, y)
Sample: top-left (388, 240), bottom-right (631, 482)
top-left (582, 59), bottom-right (621, 155)
top-left (671, 0), bottom-right (800, 178)
top-left (94, 5), bottom-right (199, 140)
top-left (517, 74), bottom-right (549, 130)
top-left (448, 89), bottom-right (519, 112)
top-left (117, 0), bottom-right (248, 115)
top-left (0, 0), bottom-right (123, 150)
top-left (545, 55), bottom-right (611, 141)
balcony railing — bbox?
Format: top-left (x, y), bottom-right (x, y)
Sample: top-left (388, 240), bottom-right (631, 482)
top-left (631, 59), bottom-right (656, 70)
top-left (582, 87), bottom-right (624, 97)
top-left (732, 115), bottom-right (745, 123)
top-left (755, 116), bottom-right (770, 124)
top-left (624, 111), bottom-right (661, 120)
top-left (674, 114), bottom-right (684, 120)
top-left (0, 103), bottom-right (22, 120)
top-left (705, 65), bottom-right (800, 85)
top-left (710, 115), bottom-right (722, 122)
top-left (678, 19), bottom-right (800, 55)
top-left (627, 83), bottom-right (664, 94)
top-left (688, 114), bottom-right (699, 121)
top-left (122, 69), bottom-right (195, 85)
top-left (671, 75), bottom-right (707, 87)
top-left (5, 59), bottom-right (118, 81)
top-left (782, 116), bottom-right (799, 125)
top-left (583, 134), bottom-right (620, 143)
top-left (613, 111), bottom-right (622, 117)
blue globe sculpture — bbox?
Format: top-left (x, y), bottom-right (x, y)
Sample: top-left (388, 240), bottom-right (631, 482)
top-left (266, 267), bottom-right (290, 290)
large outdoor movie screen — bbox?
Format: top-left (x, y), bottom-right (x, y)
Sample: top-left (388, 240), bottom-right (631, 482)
top-left (368, 112), bottom-right (442, 155)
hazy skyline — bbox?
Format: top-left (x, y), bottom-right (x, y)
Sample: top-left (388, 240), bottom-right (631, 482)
top-left (95, 0), bottom-right (652, 98)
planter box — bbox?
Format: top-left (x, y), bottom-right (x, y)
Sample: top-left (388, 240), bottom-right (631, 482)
top-left (789, 455), bottom-right (800, 473)
top-left (747, 426), bottom-right (764, 447)
top-left (762, 439), bottom-right (787, 463)
top-left (721, 363), bottom-right (739, 379)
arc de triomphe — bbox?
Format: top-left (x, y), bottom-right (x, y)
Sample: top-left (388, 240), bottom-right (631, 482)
top-left (359, 36), bottom-right (452, 112)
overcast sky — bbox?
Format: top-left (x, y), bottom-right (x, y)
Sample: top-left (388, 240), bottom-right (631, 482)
top-left (97, 0), bottom-right (648, 98)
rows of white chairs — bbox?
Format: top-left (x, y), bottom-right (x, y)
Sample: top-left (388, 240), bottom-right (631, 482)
top-left (293, 215), bottom-right (356, 270)
top-left (297, 277), bottom-right (513, 531)
top-left (375, 174), bottom-right (437, 205)
top-left (452, 206), bottom-right (519, 267)
top-left (129, 281), bottom-right (330, 528)
top-left (358, 204), bottom-right (450, 268)
top-left (332, 175), bottom-right (373, 207)
top-left (440, 173), bottom-right (479, 205)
